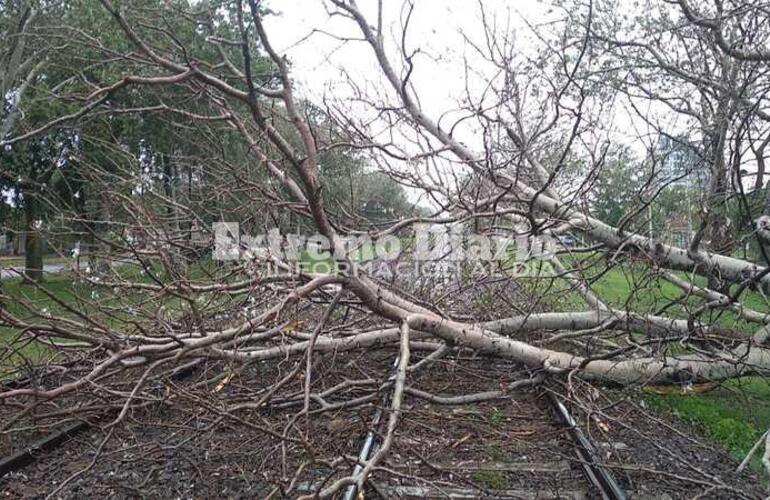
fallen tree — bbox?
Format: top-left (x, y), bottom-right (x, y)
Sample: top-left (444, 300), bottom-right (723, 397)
top-left (1, 0), bottom-right (770, 495)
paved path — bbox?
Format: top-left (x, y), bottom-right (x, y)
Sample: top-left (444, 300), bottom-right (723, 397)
top-left (0, 263), bottom-right (69, 280)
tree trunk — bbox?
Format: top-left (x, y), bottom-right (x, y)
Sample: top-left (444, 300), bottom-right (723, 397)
top-left (23, 192), bottom-right (44, 282)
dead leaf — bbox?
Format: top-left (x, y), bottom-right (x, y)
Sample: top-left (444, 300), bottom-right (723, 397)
top-left (643, 382), bottom-right (718, 395)
top-left (212, 372), bottom-right (234, 393)
top-left (282, 319), bottom-right (305, 332)
top-left (684, 382), bottom-right (719, 394)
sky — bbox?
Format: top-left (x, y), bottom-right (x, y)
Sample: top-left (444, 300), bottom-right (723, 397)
top-left (2, 1), bottom-right (759, 210)
top-left (260, 1), bottom-right (692, 160)
top-left (261, 0), bottom-right (583, 206)
top-left (261, 0), bottom-right (764, 195)
top-left (263, 1), bottom-right (507, 114)
top-left (262, 1), bottom-right (558, 144)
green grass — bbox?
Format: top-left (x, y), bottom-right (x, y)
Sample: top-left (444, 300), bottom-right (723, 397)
top-left (488, 407), bottom-right (505, 423)
top-left (1, 274), bottom-right (80, 377)
top-left (0, 255), bottom-right (271, 378)
top-left (472, 470), bottom-right (507, 490)
top-left (509, 252), bottom-right (769, 467)
top-left (645, 377), bottom-right (770, 468)
top-left (513, 252), bottom-right (768, 334)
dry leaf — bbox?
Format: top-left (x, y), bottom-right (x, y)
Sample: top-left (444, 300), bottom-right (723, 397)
top-left (212, 372), bottom-right (234, 393)
top-left (282, 319), bottom-right (305, 332)
top-left (643, 382), bottom-right (718, 395)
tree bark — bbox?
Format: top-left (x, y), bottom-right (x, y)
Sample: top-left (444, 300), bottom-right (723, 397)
top-left (23, 190), bottom-right (44, 282)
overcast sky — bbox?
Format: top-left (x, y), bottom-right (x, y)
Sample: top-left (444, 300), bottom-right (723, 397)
top-left (263, 1), bottom-right (770, 189)
top-left (263, 1), bottom-right (556, 132)
top-left (261, 1), bottom-right (687, 158)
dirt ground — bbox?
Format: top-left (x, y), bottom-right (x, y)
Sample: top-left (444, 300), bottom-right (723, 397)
top-left (0, 348), bottom-right (765, 499)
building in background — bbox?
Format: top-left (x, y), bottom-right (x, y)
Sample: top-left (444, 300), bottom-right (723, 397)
top-left (655, 135), bottom-right (705, 246)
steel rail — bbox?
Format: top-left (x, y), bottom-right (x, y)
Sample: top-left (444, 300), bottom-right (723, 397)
top-left (342, 353), bottom-right (401, 500)
top-left (0, 420), bottom-right (93, 479)
top-left (548, 391), bottom-right (628, 500)
top-left (0, 361), bottom-right (200, 480)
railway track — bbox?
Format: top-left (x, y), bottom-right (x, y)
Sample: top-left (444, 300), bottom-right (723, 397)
top-left (0, 352), bottom-right (761, 498)
top-left (1, 357), bottom-right (624, 499)
top-left (340, 363), bottom-right (629, 500)
top-left (0, 361), bottom-right (200, 482)
top-left (548, 392), bottom-right (627, 500)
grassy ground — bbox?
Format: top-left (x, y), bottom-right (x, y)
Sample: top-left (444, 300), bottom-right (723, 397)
top-left (645, 377), bottom-right (770, 469)
top-left (0, 275), bottom-right (79, 376)
top-left (0, 257), bottom-right (241, 378)
top-left (527, 252), bottom-right (770, 467)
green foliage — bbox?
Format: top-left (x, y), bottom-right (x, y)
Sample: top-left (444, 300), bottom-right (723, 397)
top-left (589, 141), bottom-right (701, 241)
top-left (353, 171), bottom-right (414, 223)
top-left (319, 148), bottom-right (416, 226)
top-left (591, 146), bottom-right (642, 227)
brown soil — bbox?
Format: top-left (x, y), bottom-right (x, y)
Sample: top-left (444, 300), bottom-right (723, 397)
top-left (0, 349), bottom-right (765, 499)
